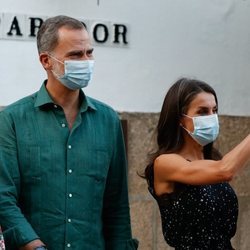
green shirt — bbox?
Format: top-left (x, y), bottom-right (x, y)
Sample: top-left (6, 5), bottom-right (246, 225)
top-left (0, 83), bottom-right (138, 250)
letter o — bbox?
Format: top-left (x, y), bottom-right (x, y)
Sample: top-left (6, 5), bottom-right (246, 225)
top-left (93, 23), bottom-right (109, 43)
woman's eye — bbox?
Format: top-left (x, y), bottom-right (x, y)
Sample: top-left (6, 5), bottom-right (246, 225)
top-left (197, 111), bottom-right (208, 115)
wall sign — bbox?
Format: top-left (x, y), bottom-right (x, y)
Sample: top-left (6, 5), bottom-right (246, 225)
top-left (0, 13), bottom-right (129, 47)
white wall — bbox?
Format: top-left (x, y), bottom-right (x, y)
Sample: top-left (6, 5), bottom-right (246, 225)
top-left (0, 0), bottom-right (250, 115)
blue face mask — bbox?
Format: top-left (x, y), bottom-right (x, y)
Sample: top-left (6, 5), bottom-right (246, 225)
top-left (50, 55), bottom-right (94, 90)
top-left (182, 114), bottom-right (219, 146)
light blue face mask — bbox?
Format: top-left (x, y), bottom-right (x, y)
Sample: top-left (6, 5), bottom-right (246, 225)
top-left (182, 114), bottom-right (219, 146)
top-left (50, 55), bottom-right (94, 90)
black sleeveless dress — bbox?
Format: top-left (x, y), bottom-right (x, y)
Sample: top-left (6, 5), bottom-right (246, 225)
top-left (148, 165), bottom-right (238, 250)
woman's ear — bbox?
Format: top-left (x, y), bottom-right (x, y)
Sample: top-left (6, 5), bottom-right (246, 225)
top-left (179, 116), bottom-right (185, 128)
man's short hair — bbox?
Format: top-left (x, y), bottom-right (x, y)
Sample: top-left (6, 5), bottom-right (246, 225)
top-left (37, 15), bottom-right (86, 54)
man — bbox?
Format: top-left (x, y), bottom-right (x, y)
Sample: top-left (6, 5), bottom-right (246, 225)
top-left (0, 15), bottom-right (138, 250)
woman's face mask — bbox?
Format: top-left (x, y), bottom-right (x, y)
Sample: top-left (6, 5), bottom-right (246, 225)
top-left (50, 55), bottom-right (95, 90)
top-left (182, 114), bottom-right (220, 146)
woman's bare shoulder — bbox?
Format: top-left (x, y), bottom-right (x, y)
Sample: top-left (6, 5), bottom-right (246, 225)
top-left (155, 153), bottom-right (186, 166)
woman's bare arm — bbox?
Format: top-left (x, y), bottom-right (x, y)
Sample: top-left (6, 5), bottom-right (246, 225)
top-left (154, 134), bottom-right (250, 186)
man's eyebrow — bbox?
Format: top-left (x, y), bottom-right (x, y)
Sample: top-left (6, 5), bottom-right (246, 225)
top-left (66, 48), bottom-right (94, 56)
top-left (66, 50), bottom-right (84, 56)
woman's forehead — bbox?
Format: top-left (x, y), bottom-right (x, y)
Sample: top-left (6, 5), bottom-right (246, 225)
top-left (188, 92), bottom-right (216, 109)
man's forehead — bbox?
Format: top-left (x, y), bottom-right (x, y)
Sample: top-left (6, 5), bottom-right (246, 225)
top-left (57, 29), bottom-right (91, 45)
top-left (57, 26), bottom-right (89, 39)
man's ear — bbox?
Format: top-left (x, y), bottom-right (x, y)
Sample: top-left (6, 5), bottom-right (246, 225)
top-left (39, 53), bottom-right (52, 70)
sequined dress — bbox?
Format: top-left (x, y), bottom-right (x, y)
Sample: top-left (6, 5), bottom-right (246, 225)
top-left (148, 165), bottom-right (238, 250)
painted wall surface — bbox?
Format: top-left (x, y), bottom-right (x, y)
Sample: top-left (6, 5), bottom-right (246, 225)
top-left (0, 0), bottom-right (250, 115)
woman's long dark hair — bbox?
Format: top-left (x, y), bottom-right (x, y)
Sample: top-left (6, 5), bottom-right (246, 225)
top-left (143, 77), bottom-right (221, 182)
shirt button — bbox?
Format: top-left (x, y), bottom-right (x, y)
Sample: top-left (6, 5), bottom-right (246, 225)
top-left (67, 243), bottom-right (71, 248)
top-left (68, 193), bottom-right (73, 198)
top-left (68, 169), bottom-right (72, 174)
top-left (68, 145), bottom-right (72, 149)
top-left (62, 123), bottom-right (66, 127)
top-left (68, 218), bottom-right (71, 223)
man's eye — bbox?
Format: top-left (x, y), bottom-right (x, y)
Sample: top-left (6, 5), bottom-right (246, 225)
top-left (69, 54), bottom-right (81, 59)
top-left (87, 52), bottom-right (93, 57)
top-left (87, 49), bottom-right (94, 56)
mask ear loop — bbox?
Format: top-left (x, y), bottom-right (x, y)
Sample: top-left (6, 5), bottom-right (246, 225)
top-left (180, 114), bottom-right (193, 134)
top-left (180, 124), bottom-right (192, 135)
top-left (47, 53), bottom-right (65, 78)
top-left (47, 53), bottom-right (64, 65)
top-left (182, 114), bottom-right (192, 119)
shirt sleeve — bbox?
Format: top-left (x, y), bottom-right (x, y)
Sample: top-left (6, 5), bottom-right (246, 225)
top-left (102, 117), bottom-right (139, 250)
top-left (0, 111), bottom-right (39, 248)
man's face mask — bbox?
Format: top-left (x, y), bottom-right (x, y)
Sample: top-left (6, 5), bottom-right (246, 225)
top-left (182, 114), bottom-right (220, 146)
top-left (50, 55), bottom-right (94, 90)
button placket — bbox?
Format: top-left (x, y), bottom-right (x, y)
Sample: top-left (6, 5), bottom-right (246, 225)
top-left (66, 136), bottom-right (75, 248)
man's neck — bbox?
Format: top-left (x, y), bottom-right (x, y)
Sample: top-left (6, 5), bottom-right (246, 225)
top-left (46, 79), bottom-right (81, 129)
top-left (46, 79), bottom-right (80, 110)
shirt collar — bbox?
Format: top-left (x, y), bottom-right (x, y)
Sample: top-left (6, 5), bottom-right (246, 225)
top-left (34, 81), bottom-right (97, 112)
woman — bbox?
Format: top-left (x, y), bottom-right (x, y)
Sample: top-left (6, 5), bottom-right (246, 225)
top-left (144, 78), bottom-right (250, 249)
